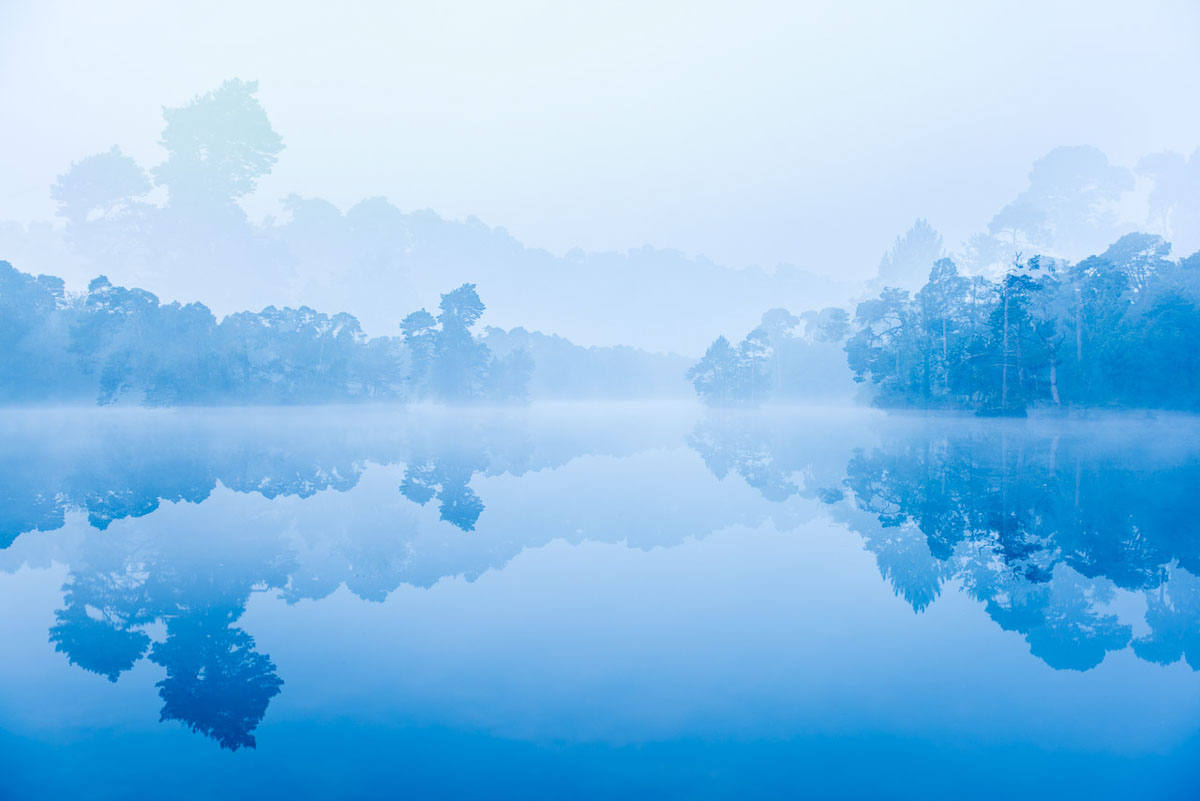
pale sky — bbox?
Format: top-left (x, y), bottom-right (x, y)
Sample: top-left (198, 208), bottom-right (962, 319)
top-left (2, 0), bottom-right (1198, 277)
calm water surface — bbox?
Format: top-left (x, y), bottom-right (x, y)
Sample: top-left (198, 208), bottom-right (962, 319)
top-left (1, 404), bottom-right (1198, 799)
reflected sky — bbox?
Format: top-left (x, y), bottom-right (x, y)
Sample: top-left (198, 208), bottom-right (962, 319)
top-left (1, 405), bottom-right (1199, 798)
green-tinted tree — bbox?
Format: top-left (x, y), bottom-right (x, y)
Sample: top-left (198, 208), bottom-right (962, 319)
top-left (153, 79), bottom-right (283, 207)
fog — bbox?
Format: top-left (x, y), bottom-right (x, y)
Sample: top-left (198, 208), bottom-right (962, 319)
top-left (4, 6), bottom-right (1200, 790)
top-left (3, 2), bottom-right (1199, 288)
top-left (0, 2), bottom-right (1198, 403)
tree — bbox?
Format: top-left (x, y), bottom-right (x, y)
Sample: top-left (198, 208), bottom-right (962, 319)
top-left (845, 287), bottom-right (919, 405)
top-left (400, 309), bottom-right (438, 395)
top-left (736, 329), bottom-right (773, 403)
top-left (809, 306), bottom-right (850, 343)
top-left (398, 284), bottom-right (524, 404)
top-left (755, 308), bottom-right (799, 393)
top-left (1001, 146), bottom-right (1133, 260)
top-left (687, 336), bottom-right (739, 406)
top-left (153, 79), bottom-right (284, 207)
top-left (1136, 148), bottom-right (1200, 254)
top-left (0, 261), bottom-right (90, 401)
top-left (915, 258), bottom-right (970, 400)
top-left (983, 264), bottom-right (1039, 415)
top-left (51, 146), bottom-right (154, 272)
top-left (52, 146), bottom-right (151, 226)
top-left (987, 198), bottom-right (1050, 260)
top-left (430, 284), bottom-right (491, 402)
top-left (1099, 232), bottom-right (1172, 296)
top-left (871, 219), bottom-right (944, 292)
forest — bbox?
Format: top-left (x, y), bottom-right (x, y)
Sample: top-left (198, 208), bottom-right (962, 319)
top-left (690, 230), bottom-right (1200, 413)
top-left (0, 260), bottom-right (534, 405)
top-left (687, 139), bottom-right (1200, 413)
top-left (7, 230), bottom-right (1198, 412)
top-left (2, 79), bottom-right (1198, 411)
top-left (0, 79), bottom-right (847, 355)
top-left (842, 234), bottom-right (1200, 414)
top-left (686, 306), bottom-right (853, 406)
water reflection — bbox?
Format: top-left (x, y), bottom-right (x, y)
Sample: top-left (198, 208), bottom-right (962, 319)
top-left (400, 456), bottom-right (485, 531)
top-left (689, 411), bottom-right (1200, 672)
top-left (0, 407), bottom-right (693, 748)
top-left (2, 407), bottom-right (1198, 751)
top-left (839, 422), bottom-right (1200, 671)
top-left (40, 486), bottom-right (294, 748)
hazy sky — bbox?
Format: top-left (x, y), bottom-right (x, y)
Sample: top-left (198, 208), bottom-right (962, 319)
top-left (2, 0), bottom-right (1198, 277)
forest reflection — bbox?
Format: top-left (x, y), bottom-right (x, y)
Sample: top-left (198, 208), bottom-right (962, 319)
top-left (2, 408), bottom-right (1196, 749)
top-left (693, 412), bottom-right (1200, 672)
top-left (837, 424), bottom-right (1200, 671)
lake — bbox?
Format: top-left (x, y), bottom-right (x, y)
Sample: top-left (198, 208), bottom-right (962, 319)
top-left (1, 404), bottom-right (1198, 799)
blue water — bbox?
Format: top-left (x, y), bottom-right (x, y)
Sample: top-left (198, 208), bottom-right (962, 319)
top-left (1, 405), bottom-right (1199, 799)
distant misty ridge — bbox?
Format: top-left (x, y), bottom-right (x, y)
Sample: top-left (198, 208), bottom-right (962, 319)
top-left (0, 80), bottom-right (848, 355)
top-left (1, 193), bottom-right (851, 356)
top-left (0, 261), bottom-right (699, 406)
top-left (2, 78), bottom-right (1197, 356)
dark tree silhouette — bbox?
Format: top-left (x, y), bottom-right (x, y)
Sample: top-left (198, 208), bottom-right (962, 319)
top-left (150, 607), bottom-right (283, 751)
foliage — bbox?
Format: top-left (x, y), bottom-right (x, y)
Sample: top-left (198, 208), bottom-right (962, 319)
top-left (0, 261), bottom-right (532, 406)
top-left (839, 425), bottom-right (1200, 670)
top-left (687, 307), bottom-right (854, 406)
top-left (844, 235), bottom-right (1200, 413)
top-left (153, 78), bottom-right (284, 205)
top-left (871, 218), bottom-right (944, 291)
top-left (399, 283), bottom-right (531, 403)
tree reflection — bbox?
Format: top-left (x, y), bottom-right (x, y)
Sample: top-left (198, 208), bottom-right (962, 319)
top-left (151, 606), bottom-right (282, 751)
top-left (1135, 566), bottom-right (1200, 670)
top-left (400, 454), bottom-right (485, 531)
top-left (0, 410), bottom-right (568, 748)
top-left (49, 608), bottom-right (151, 683)
top-left (8, 407), bottom-right (1200, 756)
top-left (687, 411), bottom-right (1200, 672)
top-left (0, 412), bottom-right (548, 545)
top-left (837, 422), bottom-right (1200, 671)
top-left (40, 515), bottom-right (292, 749)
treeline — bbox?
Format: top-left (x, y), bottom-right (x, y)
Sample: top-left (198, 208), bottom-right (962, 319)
top-left (844, 233), bottom-right (1200, 413)
top-left (0, 259), bottom-right (528, 405)
top-left (1, 78), bottom-right (848, 355)
top-left (687, 307), bottom-right (854, 405)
